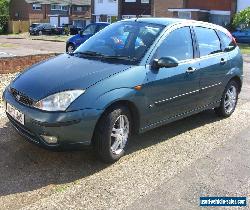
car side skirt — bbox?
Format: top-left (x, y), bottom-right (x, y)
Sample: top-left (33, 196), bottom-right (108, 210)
top-left (140, 100), bottom-right (221, 133)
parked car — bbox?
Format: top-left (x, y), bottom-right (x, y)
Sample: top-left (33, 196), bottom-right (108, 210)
top-left (66, 22), bottom-right (109, 53)
top-left (232, 28), bottom-right (250, 43)
top-left (29, 23), bottom-right (65, 36)
top-left (4, 18), bottom-right (243, 163)
top-left (62, 24), bottom-right (83, 35)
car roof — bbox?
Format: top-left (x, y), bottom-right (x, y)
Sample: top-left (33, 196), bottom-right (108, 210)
top-left (121, 17), bottom-right (228, 33)
top-left (122, 18), bottom-right (185, 26)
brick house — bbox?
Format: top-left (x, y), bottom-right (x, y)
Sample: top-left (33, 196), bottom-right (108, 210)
top-left (168, 0), bottom-right (237, 26)
top-left (9, 0), bottom-right (91, 28)
top-left (152, 0), bottom-right (185, 18)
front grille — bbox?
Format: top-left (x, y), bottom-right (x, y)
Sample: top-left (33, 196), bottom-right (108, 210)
top-left (10, 88), bottom-right (34, 106)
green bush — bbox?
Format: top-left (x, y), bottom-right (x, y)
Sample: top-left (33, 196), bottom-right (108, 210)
top-left (233, 7), bottom-right (250, 29)
top-left (0, 15), bottom-right (8, 34)
top-left (0, 0), bottom-right (9, 34)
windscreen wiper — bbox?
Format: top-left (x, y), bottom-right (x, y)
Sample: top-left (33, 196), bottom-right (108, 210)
top-left (102, 55), bottom-right (137, 61)
top-left (73, 51), bottom-right (105, 58)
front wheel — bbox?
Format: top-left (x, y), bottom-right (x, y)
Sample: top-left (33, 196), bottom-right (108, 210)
top-left (214, 80), bottom-right (239, 117)
top-left (93, 105), bottom-right (131, 163)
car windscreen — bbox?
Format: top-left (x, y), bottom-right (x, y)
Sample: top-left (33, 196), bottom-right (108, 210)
top-left (74, 21), bottom-right (165, 64)
top-left (31, 23), bottom-right (40, 28)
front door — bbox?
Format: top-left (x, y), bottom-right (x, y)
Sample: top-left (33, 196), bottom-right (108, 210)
top-left (142, 27), bottom-right (201, 126)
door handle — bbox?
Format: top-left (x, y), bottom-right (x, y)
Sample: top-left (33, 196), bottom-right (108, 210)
top-left (220, 58), bottom-right (226, 65)
top-left (186, 67), bottom-right (196, 73)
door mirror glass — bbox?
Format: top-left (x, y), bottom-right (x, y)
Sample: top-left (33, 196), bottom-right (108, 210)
top-left (224, 45), bottom-right (235, 52)
top-left (152, 57), bottom-right (179, 69)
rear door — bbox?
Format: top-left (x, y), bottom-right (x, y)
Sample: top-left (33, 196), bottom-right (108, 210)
top-left (194, 26), bottom-right (231, 106)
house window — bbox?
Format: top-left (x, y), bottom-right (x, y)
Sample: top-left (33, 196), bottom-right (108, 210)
top-left (178, 11), bottom-right (191, 19)
top-left (125, 0), bottom-right (136, 2)
top-left (74, 6), bottom-right (82, 12)
top-left (51, 4), bottom-right (68, 11)
top-left (32, 3), bottom-right (42, 10)
top-left (141, 0), bottom-right (149, 3)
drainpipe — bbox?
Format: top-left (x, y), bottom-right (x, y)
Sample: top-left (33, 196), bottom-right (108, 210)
top-left (152, 0), bottom-right (155, 17)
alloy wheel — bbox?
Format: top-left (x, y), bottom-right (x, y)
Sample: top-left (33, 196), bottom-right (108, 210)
top-left (224, 85), bottom-right (237, 114)
top-left (110, 115), bottom-right (130, 155)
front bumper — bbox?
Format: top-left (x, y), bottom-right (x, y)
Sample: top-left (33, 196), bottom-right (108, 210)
top-left (3, 89), bottom-right (103, 149)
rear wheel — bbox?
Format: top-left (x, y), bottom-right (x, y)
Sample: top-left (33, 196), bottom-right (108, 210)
top-left (38, 30), bottom-right (43, 36)
top-left (93, 105), bottom-right (131, 163)
top-left (214, 80), bottom-right (239, 117)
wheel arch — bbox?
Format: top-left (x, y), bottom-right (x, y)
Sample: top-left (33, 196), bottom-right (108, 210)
top-left (92, 100), bottom-right (140, 144)
top-left (229, 76), bottom-right (242, 92)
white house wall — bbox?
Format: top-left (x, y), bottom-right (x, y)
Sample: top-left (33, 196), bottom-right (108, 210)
top-left (94, 0), bottom-right (118, 16)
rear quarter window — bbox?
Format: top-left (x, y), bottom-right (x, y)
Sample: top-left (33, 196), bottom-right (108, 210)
top-left (195, 27), bottom-right (222, 57)
top-left (217, 31), bottom-right (236, 52)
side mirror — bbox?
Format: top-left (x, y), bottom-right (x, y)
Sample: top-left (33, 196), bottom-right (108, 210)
top-left (224, 45), bottom-right (235, 52)
top-left (152, 57), bottom-right (179, 70)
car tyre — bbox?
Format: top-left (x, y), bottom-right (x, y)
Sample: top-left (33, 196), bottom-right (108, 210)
top-left (93, 105), bottom-right (131, 163)
top-left (67, 44), bottom-right (75, 53)
top-left (38, 31), bottom-right (43, 36)
top-left (214, 80), bottom-right (239, 117)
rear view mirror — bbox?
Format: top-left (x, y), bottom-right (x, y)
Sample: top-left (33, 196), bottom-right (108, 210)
top-left (152, 56), bottom-right (179, 70)
top-left (124, 25), bottom-right (137, 33)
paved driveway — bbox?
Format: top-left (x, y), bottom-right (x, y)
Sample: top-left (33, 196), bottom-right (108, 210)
top-left (0, 36), bottom-right (65, 57)
top-left (0, 57), bottom-right (249, 209)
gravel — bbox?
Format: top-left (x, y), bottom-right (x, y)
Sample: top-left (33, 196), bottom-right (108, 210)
top-left (0, 73), bottom-right (17, 117)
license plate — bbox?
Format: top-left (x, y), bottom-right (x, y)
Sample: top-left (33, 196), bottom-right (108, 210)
top-left (6, 103), bottom-right (25, 125)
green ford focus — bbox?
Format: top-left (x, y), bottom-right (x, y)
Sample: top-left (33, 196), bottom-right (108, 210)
top-left (3, 18), bottom-right (243, 162)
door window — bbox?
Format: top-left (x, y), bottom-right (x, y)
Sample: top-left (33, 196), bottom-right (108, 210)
top-left (83, 25), bottom-right (96, 35)
top-left (97, 25), bottom-right (107, 32)
top-left (195, 27), bottom-right (222, 57)
top-left (154, 27), bottom-right (194, 61)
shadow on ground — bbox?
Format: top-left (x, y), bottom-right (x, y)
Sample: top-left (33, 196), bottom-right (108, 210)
top-left (0, 109), bottom-right (221, 196)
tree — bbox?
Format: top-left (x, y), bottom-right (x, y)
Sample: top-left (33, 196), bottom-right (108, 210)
top-left (0, 0), bottom-right (9, 34)
top-left (0, 0), bottom-right (9, 15)
top-left (233, 7), bottom-right (250, 29)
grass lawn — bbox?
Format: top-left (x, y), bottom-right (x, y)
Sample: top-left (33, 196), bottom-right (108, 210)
top-left (238, 43), bottom-right (250, 54)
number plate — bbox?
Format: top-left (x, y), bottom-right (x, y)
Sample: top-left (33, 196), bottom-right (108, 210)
top-left (6, 103), bottom-right (25, 125)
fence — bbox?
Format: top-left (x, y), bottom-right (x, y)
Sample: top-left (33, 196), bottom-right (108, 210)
top-left (8, 21), bottom-right (30, 34)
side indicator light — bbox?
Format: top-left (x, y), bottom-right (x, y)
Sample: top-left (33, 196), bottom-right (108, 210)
top-left (134, 85), bottom-right (142, 91)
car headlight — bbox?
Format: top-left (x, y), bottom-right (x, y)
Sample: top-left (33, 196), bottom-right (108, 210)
top-left (34, 90), bottom-right (85, 111)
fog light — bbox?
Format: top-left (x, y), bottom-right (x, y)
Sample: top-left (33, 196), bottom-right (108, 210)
top-left (41, 135), bottom-right (58, 144)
